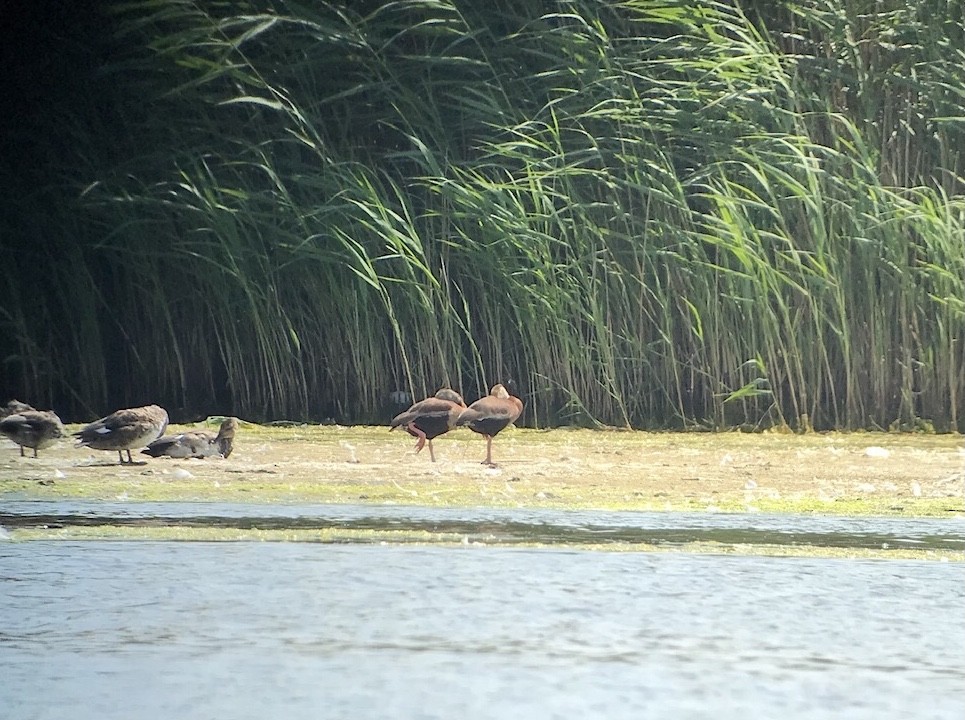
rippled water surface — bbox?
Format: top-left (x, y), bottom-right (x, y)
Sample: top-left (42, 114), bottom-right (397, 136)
top-left (3, 500), bottom-right (965, 550)
top-left (3, 541), bottom-right (963, 719)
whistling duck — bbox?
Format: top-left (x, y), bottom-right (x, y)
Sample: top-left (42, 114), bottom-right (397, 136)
top-left (74, 404), bottom-right (169, 464)
top-left (390, 388), bottom-right (466, 462)
top-left (0, 409), bottom-right (66, 458)
top-left (456, 384), bottom-right (523, 466)
top-left (142, 417), bottom-right (239, 459)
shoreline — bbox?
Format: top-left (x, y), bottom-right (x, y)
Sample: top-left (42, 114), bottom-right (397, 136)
top-left (3, 423), bottom-right (963, 558)
top-left (1, 423), bottom-right (961, 516)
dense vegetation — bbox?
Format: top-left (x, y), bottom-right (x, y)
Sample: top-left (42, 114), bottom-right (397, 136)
top-left (2, 0), bottom-right (963, 430)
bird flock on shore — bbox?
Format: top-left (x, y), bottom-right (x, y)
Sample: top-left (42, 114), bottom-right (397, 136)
top-left (0, 384), bottom-right (523, 466)
top-left (0, 401), bottom-right (236, 464)
top-left (390, 384), bottom-right (523, 466)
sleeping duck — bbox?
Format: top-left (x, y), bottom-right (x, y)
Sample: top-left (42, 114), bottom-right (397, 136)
top-left (0, 408), bottom-right (66, 458)
top-left (1, 399), bottom-right (36, 419)
top-left (74, 404), bottom-right (169, 464)
top-left (142, 417), bottom-right (238, 459)
top-left (456, 384), bottom-right (523, 466)
top-left (390, 388), bottom-right (466, 462)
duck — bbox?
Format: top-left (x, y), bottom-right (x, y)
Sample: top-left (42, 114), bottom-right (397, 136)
top-left (0, 408), bottom-right (66, 458)
top-left (142, 417), bottom-right (239, 459)
top-left (456, 384), bottom-right (523, 466)
top-left (390, 388), bottom-right (466, 462)
top-left (73, 404), bottom-right (169, 464)
top-left (1, 399), bottom-right (35, 419)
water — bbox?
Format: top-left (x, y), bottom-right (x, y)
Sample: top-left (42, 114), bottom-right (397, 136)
top-left (2, 541), bottom-right (964, 719)
top-left (3, 499), bottom-right (965, 550)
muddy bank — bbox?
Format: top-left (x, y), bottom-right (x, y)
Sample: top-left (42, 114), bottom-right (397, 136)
top-left (1, 423), bottom-right (962, 516)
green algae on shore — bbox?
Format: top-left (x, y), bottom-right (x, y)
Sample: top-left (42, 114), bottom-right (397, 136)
top-left (6, 525), bottom-right (963, 563)
top-left (1, 424), bottom-right (962, 517)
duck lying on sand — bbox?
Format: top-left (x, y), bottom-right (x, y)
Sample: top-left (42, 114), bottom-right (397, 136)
top-left (142, 417), bottom-right (238, 459)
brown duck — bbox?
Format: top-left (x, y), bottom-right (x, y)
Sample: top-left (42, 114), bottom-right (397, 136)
top-left (390, 388), bottom-right (466, 462)
top-left (0, 408), bottom-right (66, 458)
top-left (74, 404), bottom-right (169, 464)
top-left (456, 384), bottom-right (523, 466)
top-left (142, 417), bottom-right (239, 459)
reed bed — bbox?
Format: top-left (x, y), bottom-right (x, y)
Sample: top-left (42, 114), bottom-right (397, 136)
top-left (2, 0), bottom-right (962, 431)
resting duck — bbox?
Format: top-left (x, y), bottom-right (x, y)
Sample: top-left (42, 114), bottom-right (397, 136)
top-left (0, 408), bottom-right (66, 458)
top-left (390, 388), bottom-right (466, 462)
top-left (74, 404), bottom-right (169, 464)
top-left (1, 399), bottom-right (35, 419)
top-left (456, 384), bottom-right (523, 466)
top-left (142, 417), bottom-right (238, 459)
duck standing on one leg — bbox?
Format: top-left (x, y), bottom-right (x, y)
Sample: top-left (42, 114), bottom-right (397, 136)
top-left (390, 388), bottom-right (466, 462)
top-left (142, 417), bottom-right (239, 459)
top-left (456, 384), bottom-right (523, 467)
top-left (73, 404), bottom-right (169, 464)
top-left (0, 408), bottom-right (67, 458)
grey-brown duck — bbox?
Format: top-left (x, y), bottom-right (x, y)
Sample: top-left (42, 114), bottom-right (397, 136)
top-left (142, 417), bottom-right (238, 459)
top-left (0, 408), bottom-right (66, 458)
top-left (74, 404), bottom-right (169, 464)
top-left (1, 399), bottom-right (35, 419)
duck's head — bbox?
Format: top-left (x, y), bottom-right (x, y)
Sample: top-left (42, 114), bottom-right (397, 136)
top-left (489, 384), bottom-right (510, 399)
top-left (217, 417), bottom-right (239, 440)
top-left (434, 388), bottom-right (465, 407)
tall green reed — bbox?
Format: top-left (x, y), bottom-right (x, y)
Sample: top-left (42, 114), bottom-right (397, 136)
top-left (2, 0), bottom-right (961, 430)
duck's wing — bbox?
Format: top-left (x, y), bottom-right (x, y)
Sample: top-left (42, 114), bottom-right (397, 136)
top-left (391, 398), bottom-right (457, 428)
top-left (457, 396), bottom-right (523, 434)
top-left (143, 431), bottom-right (216, 458)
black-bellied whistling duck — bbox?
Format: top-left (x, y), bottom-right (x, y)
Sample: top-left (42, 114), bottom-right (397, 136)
top-left (390, 388), bottom-right (466, 462)
top-left (0, 409), bottom-right (66, 458)
top-left (74, 404), bottom-right (169, 464)
top-left (142, 417), bottom-right (239, 459)
top-left (456, 384), bottom-right (523, 466)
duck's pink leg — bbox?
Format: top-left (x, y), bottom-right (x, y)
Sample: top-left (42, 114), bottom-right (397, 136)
top-left (482, 435), bottom-right (495, 466)
top-left (407, 423), bottom-right (427, 453)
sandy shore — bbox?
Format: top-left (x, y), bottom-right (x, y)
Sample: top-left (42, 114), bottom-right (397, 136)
top-left (2, 423), bottom-right (963, 516)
